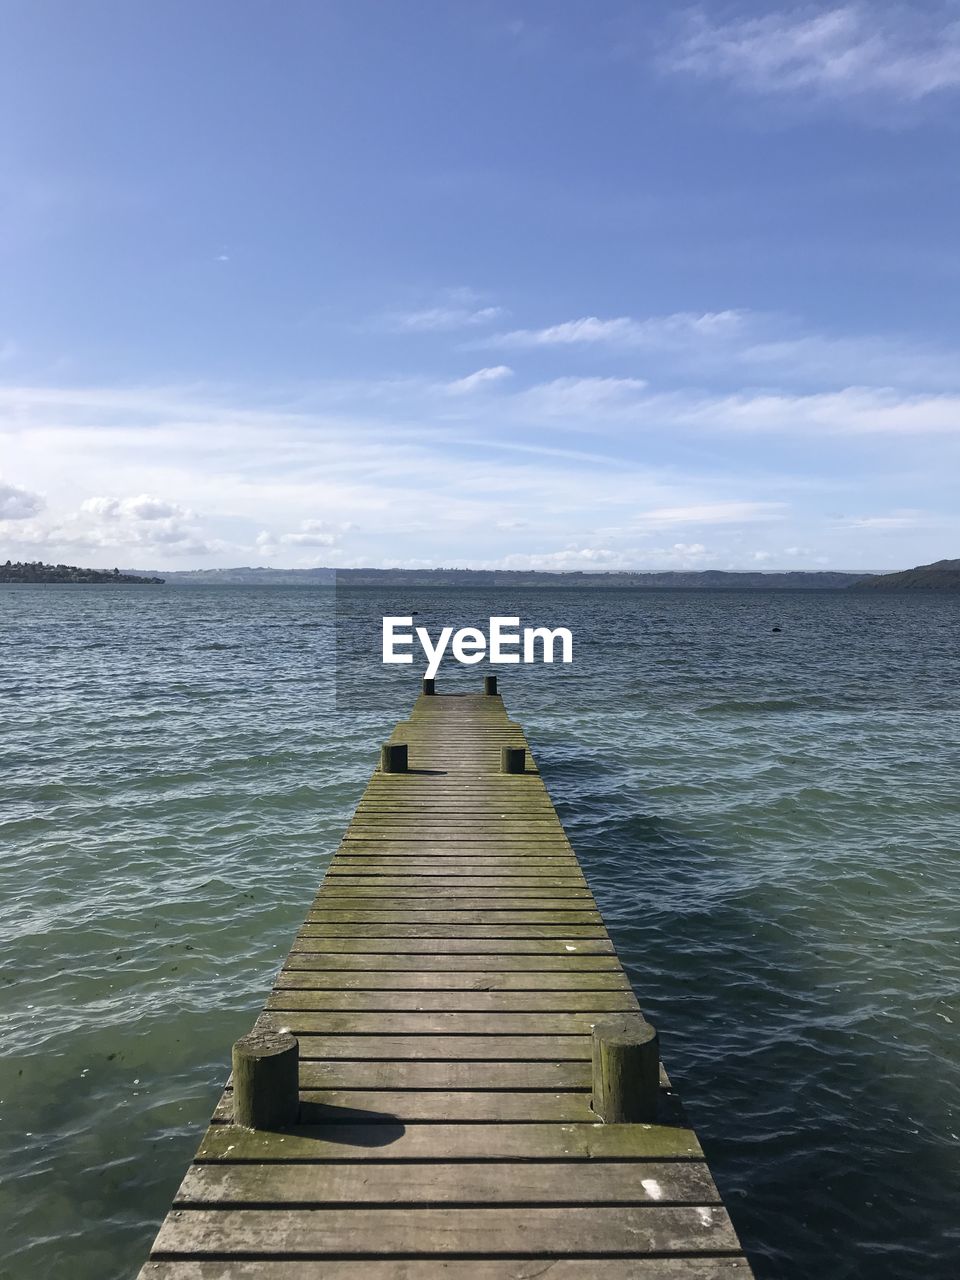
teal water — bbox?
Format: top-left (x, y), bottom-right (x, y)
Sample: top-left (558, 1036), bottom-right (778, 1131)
top-left (1, 584), bottom-right (958, 1279)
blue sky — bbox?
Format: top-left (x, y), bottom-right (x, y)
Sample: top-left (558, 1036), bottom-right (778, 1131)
top-left (2, 0), bottom-right (959, 571)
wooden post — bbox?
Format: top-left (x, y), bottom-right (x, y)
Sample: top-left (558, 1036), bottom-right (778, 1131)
top-left (422, 677), bottom-right (436, 696)
top-left (500, 746), bottom-right (525, 774)
top-left (591, 1015), bottom-right (659, 1123)
top-left (232, 1030), bottom-right (299, 1129)
top-left (380, 742), bottom-right (408, 773)
top-left (484, 674), bottom-right (498, 696)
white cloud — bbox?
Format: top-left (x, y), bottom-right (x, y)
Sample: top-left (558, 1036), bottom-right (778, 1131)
top-left (81, 493), bottom-right (183, 521)
top-left (677, 386), bottom-right (960, 434)
top-left (662, 5), bottom-right (960, 103)
top-left (46, 491), bottom-right (217, 556)
top-left (257, 518), bottom-right (355, 552)
top-left (516, 376), bottom-right (648, 417)
top-left (445, 366), bottom-right (513, 394)
top-left (0, 478), bottom-right (44, 519)
top-left (0, 369), bottom-right (952, 571)
top-left (486, 310), bottom-right (744, 349)
top-left (492, 541), bottom-right (719, 571)
top-left (480, 307), bottom-right (960, 393)
top-left (383, 304), bottom-right (503, 332)
top-left (634, 502), bottom-right (784, 526)
top-left (496, 546), bottom-right (625, 570)
top-left (837, 511), bottom-right (929, 530)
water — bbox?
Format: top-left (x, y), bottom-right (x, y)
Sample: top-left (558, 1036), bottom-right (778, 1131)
top-left (1, 584), bottom-right (958, 1279)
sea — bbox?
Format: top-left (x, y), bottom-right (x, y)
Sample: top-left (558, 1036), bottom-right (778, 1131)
top-left (1, 583), bottom-right (958, 1279)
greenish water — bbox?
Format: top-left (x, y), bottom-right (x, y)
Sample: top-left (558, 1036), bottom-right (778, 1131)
top-left (1, 584), bottom-right (958, 1279)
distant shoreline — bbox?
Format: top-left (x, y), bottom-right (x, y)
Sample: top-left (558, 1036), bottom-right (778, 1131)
top-left (0, 562), bottom-right (164, 585)
top-left (114, 565), bottom-right (875, 589)
top-left (5, 559), bottom-right (957, 589)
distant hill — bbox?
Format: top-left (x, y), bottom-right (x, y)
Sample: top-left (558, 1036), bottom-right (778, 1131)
top-left (1, 560), bottom-right (164, 584)
top-left (850, 558), bottom-right (960, 589)
top-left (122, 565), bottom-right (337, 585)
top-left (124, 565), bottom-right (873, 589)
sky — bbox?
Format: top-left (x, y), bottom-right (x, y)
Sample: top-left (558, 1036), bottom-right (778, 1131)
top-left (2, 0), bottom-right (960, 573)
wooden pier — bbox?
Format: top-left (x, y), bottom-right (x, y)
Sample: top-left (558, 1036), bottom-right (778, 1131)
top-left (139, 681), bottom-right (754, 1278)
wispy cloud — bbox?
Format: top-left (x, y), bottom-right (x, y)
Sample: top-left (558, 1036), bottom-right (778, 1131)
top-left (661, 5), bottom-right (960, 104)
top-left (445, 365), bottom-right (513, 394)
top-left (836, 510), bottom-right (931, 530)
top-left (382, 303), bottom-right (504, 333)
top-left (0, 379), bottom-right (776, 568)
top-left (2, 341), bottom-right (956, 571)
top-left (633, 502), bottom-right (785, 526)
top-left (484, 306), bottom-right (960, 394)
top-left (515, 376), bottom-right (648, 417)
top-left (675, 386), bottom-right (960, 435)
top-left (485, 310), bottom-right (744, 349)
top-left (492, 541), bottom-right (719, 572)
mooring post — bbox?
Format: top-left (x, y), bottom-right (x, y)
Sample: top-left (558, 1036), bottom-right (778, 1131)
top-left (380, 743), bottom-right (408, 773)
top-left (484, 674), bottom-right (498, 696)
top-left (501, 745), bottom-right (525, 774)
top-left (232, 1030), bottom-right (300, 1129)
top-left (591, 1015), bottom-right (660, 1123)
top-left (422, 677), bottom-right (436, 695)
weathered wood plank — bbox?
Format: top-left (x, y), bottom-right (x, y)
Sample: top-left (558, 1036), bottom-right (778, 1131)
top-left (286, 1034), bottom-right (594, 1060)
top-left (256, 1010), bottom-right (627, 1034)
top-left (141, 1260), bottom-right (748, 1279)
top-left (302, 911), bottom-right (603, 924)
top-left (176, 1159), bottom-right (721, 1206)
top-left (213, 1087), bottom-right (594, 1123)
top-left (196, 1121), bottom-right (704, 1162)
top-left (292, 1059), bottom-right (592, 1089)
top-left (151, 1205), bottom-right (737, 1257)
top-left (341, 838), bottom-right (574, 849)
top-left (274, 970), bottom-right (632, 990)
top-left (289, 938), bottom-right (616, 953)
top-left (265, 991), bottom-right (639, 1013)
top-left (325, 865), bottom-right (586, 875)
top-left (281, 954), bottom-right (621, 972)
top-left (296, 925), bottom-right (608, 938)
top-left (315, 885), bottom-right (593, 898)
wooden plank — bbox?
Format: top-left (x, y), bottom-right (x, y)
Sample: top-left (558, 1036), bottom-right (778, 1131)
top-left (265, 991), bottom-right (639, 1013)
top-left (295, 926), bottom-right (608, 938)
top-left (196, 1122), bottom-right (704, 1162)
top-left (176, 1159), bottom-right (721, 1206)
top-left (287, 1034), bottom-right (594, 1060)
top-left (213, 1088), bottom-right (595, 1123)
top-left (325, 865), bottom-right (586, 875)
top-left (340, 841), bottom-right (574, 851)
top-left (141, 1260), bottom-right (748, 1279)
top-left (292, 1059), bottom-right (592, 1089)
top-left (315, 885), bottom-right (593, 897)
top-left (256, 1011), bottom-right (626, 1033)
top-left (289, 938), bottom-right (616, 953)
top-left (274, 970), bottom-right (631, 990)
top-left (151, 1205), bottom-right (738, 1257)
top-left (281, 954), bottom-right (621, 972)
top-left (301, 911), bottom-right (604, 923)
top-left (325, 868), bottom-right (586, 878)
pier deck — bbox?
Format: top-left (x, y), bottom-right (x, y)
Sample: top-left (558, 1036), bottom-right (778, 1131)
top-left (139, 687), bottom-right (753, 1278)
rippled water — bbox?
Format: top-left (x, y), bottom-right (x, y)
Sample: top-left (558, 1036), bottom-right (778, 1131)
top-left (2, 584), bottom-right (958, 1279)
